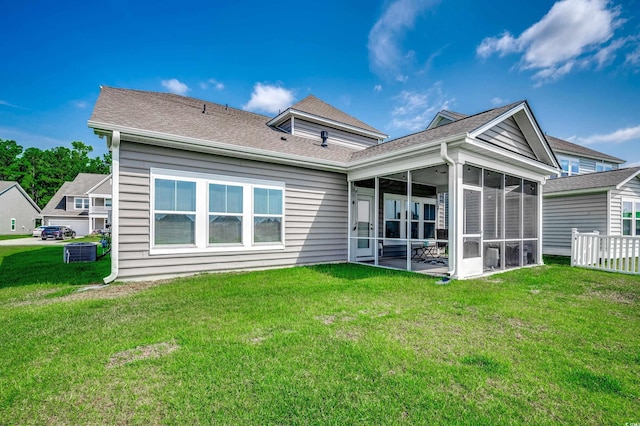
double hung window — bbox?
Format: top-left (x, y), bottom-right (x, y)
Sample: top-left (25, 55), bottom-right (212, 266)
top-left (559, 158), bottom-right (579, 177)
top-left (622, 200), bottom-right (640, 236)
top-left (150, 169), bottom-right (284, 254)
top-left (75, 197), bottom-right (90, 210)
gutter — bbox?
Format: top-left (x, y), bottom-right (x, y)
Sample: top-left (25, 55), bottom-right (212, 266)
top-left (440, 142), bottom-right (456, 278)
top-left (103, 130), bottom-right (120, 284)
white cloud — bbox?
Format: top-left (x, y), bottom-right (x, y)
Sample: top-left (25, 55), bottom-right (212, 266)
top-left (574, 124), bottom-right (640, 145)
top-left (243, 83), bottom-right (294, 114)
top-left (73, 101), bottom-right (87, 109)
top-left (389, 83), bottom-right (454, 132)
top-left (0, 100), bottom-right (21, 109)
top-left (368, 0), bottom-right (439, 81)
top-left (161, 78), bottom-right (190, 95)
top-left (200, 78), bottom-right (225, 91)
top-left (490, 97), bottom-right (506, 106)
top-left (626, 44), bottom-right (640, 66)
top-left (477, 0), bottom-right (625, 84)
top-left (374, 84), bottom-right (383, 92)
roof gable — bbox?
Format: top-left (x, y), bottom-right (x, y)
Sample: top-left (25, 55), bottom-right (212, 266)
top-left (287, 95), bottom-right (384, 135)
top-left (426, 110), bottom-right (468, 129)
top-left (0, 181), bottom-right (41, 212)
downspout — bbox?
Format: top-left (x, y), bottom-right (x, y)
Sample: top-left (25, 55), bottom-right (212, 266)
top-left (440, 142), bottom-right (456, 278)
top-left (103, 130), bottom-right (120, 284)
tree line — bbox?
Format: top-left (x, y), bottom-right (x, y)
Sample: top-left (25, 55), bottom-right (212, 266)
top-left (0, 138), bottom-right (111, 208)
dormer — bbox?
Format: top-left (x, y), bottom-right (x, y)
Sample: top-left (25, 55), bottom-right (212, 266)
top-left (426, 110), bottom-right (468, 130)
top-left (267, 95), bottom-right (388, 150)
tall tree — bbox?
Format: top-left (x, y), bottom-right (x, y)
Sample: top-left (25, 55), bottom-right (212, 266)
top-left (0, 139), bottom-right (23, 181)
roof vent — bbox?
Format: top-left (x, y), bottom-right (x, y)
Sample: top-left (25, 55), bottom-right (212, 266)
top-left (202, 104), bottom-right (206, 114)
top-left (320, 130), bottom-right (329, 148)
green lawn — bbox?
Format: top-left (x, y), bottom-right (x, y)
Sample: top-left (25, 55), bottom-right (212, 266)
top-left (0, 234), bottom-right (31, 241)
top-left (0, 249), bottom-right (638, 424)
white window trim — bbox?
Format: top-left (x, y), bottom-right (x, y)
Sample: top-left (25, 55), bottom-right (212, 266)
top-left (74, 197), bottom-right (90, 210)
top-left (558, 156), bottom-right (580, 177)
top-left (621, 198), bottom-right (640, 236)
top-left (150, 168), bottom-right (285, 255)
top-left (10, 218), bottom-right (16, 232)
top-left (382, 193), bottom-right (436, 243)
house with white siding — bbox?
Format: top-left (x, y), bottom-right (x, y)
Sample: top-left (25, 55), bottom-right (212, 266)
top-left (88, 87), bottom-right (559, 283)
top-left (0, 181), bottom-right (41, 235)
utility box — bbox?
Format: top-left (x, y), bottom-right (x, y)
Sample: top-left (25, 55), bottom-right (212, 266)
top-left (64, 243), bottom-right (97, 263)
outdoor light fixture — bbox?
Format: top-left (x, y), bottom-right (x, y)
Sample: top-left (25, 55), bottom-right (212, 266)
top-left (320, 130), bottom-right (329, 147)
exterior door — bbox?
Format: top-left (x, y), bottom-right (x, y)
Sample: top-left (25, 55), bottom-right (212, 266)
top-left (460, 186), bottom-right (483, 276)
top-left (356, 189), bottom-right (375, 260)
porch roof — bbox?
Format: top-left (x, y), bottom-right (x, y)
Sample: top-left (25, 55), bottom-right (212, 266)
top-left (348, 101), bottom-right (523, 162)
top-left (543, 166), bottom-right (640, 194)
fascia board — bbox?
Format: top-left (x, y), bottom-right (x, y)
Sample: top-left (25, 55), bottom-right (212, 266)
top-left (542, 187), bottom-right (612, 197)
top-left (85, 174), bottom-right (112, 195)
top-left (463, 137), bottom-right (560, 176)
top-left (468, 103), bottom-right (526, 138)
top-left (616, 170), bottom-right (640, 189)
top-left (346, 134), bottom-right (465, 169)
top-left (88, 121), bottom-right (349, 173)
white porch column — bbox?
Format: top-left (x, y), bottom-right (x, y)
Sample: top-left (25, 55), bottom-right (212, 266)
top-left (406, 170), bottom-right (412, 271)
top-left (347, 180), bottom-right (353, 263)
top-left (374, 177), bottom-right (379, 266)
top-left (449, 161), bottom-right (464, 279)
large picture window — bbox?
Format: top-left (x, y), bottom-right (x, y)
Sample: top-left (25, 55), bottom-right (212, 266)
top-left (150, 169), bottom-right (285, 254)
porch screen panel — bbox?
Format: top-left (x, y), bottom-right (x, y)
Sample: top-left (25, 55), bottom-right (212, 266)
top-left (463, 189), bottom-right (481, 234)
top-left (505, 175), bottom-right (522, 239)
top-left (483, 170), bottom-right (503, 240)
top-left (522, 180), bottom-right (538, 238)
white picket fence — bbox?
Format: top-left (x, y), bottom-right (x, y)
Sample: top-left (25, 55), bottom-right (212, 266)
top-left (571, 228), bottom-right (640, 274)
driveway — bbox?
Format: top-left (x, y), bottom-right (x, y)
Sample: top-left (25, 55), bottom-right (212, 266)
top-left (0, 237), bottom-right (71, 246)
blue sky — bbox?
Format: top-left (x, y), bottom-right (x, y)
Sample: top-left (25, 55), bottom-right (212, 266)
top-left (1, 0), bottom-right (639, 165)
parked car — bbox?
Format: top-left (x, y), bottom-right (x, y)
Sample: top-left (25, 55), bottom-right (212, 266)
top-left (32, 226), bottom-right (47, 237)
top-left (41, 226), bottom-right (76, 240)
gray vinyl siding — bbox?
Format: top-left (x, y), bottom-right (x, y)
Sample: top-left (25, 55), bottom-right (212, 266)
top-left (477, 117), bottom-right (535, 159)
top-left (542, 192), bottom-right (608, 255)
top-left (0, 187), bottom-right (40, 234)
top-left (609, 176), bottom-right (640, 235)
top-left (278, 118), bottom-right (292, 133)
top-left (292, 118), bottom-right (378, 149)
top-left (579, 158), bottom-right (596, 173)
top-left (116, 141), bottom-right (349, 280)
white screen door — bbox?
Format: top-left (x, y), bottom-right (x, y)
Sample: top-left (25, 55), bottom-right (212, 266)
top-left (356, 190), bottom-right (375, 260)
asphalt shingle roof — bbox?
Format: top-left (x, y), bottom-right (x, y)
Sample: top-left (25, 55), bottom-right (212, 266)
top-left (545, 135), bottom-right (624, 164)
top-left (289, 95), bottom-right (384, 134)
top-left (0, 181), bottom-right (17, 194)
top-left (90, 87), bottom-right (360, 164)
top-left (41, 173), bottom-right (109, 217)
top-left (349, 101), bottom-right (523, 162)
top-left (544, 166), bottom-right (640, 194)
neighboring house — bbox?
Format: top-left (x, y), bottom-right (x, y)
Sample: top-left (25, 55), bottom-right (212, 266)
top-left (546, 135), bottom-right (624, 176)
top-left (0, 181), bottom-right (41, 234)
top-left (88, 87), bottom-right (559, 283)
top-left (543, 167), bottom-right (640, 255)
top-left (41, 173), bottom-right (112, 236)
